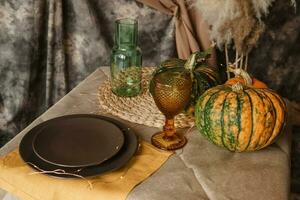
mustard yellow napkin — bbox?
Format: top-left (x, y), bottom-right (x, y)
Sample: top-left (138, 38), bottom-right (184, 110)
top-left (0, 141), bottom-right (172, 200)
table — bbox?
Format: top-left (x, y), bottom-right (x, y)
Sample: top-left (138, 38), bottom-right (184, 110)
top-left (0, 67), bottom-right (293, 200)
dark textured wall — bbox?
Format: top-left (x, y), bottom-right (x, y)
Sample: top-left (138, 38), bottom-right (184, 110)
top-left (248, 0), bottom-right (300, 101)
top-left (0, 0), bottom-right (176, 145)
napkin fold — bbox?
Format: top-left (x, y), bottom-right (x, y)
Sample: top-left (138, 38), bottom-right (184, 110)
top-left (0, 141), bottom-right (172, 200)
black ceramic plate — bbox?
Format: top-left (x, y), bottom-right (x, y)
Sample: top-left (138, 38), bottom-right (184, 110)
top-left (19, 115), bottom-right (139, 178)
top-left (32, 116), bottom-right (124, 168)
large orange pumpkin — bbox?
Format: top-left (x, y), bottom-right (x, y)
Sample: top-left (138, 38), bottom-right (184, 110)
top-left (195, 81), bottom-right (286, 152)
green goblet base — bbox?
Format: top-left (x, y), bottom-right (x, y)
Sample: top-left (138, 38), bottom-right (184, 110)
top-left (151, 132), bottom-right (187, 151)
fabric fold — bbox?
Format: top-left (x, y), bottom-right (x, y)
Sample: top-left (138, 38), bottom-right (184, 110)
top-left (137, 0), bottom-right (216, 67)
top-left (0, 141), bottom-right (172, 200)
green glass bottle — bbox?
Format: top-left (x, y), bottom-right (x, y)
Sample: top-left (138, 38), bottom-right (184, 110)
top-left (110, 18), bottom-right (142, 97)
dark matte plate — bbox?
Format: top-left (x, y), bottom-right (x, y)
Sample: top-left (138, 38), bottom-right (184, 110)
top-left (32, 116), bottom-right (125, 168)
top-left (19, 115), bottom-right (139, 178)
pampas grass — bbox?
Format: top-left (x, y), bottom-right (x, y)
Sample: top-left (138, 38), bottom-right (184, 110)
top-left (195, 0), bottom-right (240, 49)
top-left (251, 0), bottom-right (275, 20)
top-left (195, 0), bottom-right (275, 53)
top-left (194, 0), bottom-right (296, 75)
top-left (195, 0), bottom-right (296, 54)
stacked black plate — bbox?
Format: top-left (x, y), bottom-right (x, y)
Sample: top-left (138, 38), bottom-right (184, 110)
top-left (19, 114), bottom-right (139, 178)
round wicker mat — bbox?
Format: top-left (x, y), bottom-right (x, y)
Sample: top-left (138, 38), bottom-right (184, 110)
top-left (98, 67), bottom-right (195, 128)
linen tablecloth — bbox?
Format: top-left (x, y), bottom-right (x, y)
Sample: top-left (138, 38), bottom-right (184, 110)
top-left (0, 67), bottom-right (292, 200)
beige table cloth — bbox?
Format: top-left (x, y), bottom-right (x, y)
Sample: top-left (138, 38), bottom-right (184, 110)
top-left (0, 67), bottom-right (292, 200)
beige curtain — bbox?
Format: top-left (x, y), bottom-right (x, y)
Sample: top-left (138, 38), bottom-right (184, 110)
top-left (137, 0), bottom-right (216, 67)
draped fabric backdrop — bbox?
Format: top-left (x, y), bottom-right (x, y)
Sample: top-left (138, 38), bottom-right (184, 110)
top-left (0, 0), bottom-right (300, 197)
top-left (0, 0), bottom-right (178, 142)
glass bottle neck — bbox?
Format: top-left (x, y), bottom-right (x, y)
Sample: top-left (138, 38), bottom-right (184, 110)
top-left (115, 18), bottom-right (138, 48)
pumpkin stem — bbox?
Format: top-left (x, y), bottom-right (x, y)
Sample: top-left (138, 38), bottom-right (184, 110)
top-left (184, 50), bottom-right (212, 71)
top-left (232, 83), bottom-right (244, 92)
top-left (184, 52), bottom-right (198, 71)
top-left (227, 66), bottom-right (252, 86)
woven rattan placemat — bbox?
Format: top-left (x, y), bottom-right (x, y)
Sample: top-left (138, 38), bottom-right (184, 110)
top-left (98, 67), bottom-right (194, 128)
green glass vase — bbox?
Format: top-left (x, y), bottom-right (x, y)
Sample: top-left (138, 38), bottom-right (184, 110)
top-left (110, 18), bottom-right (142, 97)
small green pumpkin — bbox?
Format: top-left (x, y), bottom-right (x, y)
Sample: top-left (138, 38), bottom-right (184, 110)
top-left (195, 81), bottom-right (286, 152)
top-left (150, 51), bottom-right (220, 113)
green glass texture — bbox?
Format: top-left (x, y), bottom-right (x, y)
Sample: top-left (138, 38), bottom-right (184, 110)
top-left (110, 18), bottom-right (142, 97)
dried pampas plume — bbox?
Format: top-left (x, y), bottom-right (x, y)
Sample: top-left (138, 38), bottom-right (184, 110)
top-left (220, 0), bottom-right (267, 54)
top-left (251, 0), bottom-right (275, 20)
top-left (195, 0), bottom-right (241, 49)
top-left (195, 0), bottom-right (275, 53)
top-left (195, 0), bottom-right (296, 54)
top-left (194, 0), bottom-right (296, 77)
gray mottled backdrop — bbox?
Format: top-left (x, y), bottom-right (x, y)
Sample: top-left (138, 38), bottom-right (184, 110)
top-left (0, 0), bottom-right (300, 197)
top-left (0, 0), bottom-right (176, 143)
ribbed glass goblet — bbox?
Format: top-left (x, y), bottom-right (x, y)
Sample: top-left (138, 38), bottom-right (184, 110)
top-left (150, 68), bottom-right (192, 150)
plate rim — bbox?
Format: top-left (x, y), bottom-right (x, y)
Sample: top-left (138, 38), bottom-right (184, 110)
top-left (31, 116), bottom-right (125, 168)
top-left (19, 114), bottom-right (139, 178)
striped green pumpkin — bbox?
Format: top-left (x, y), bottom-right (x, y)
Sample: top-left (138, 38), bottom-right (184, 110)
top-left (195, 83), bottom-right (286, 152)
top-left (188, 65), bottom-right (220, 112)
